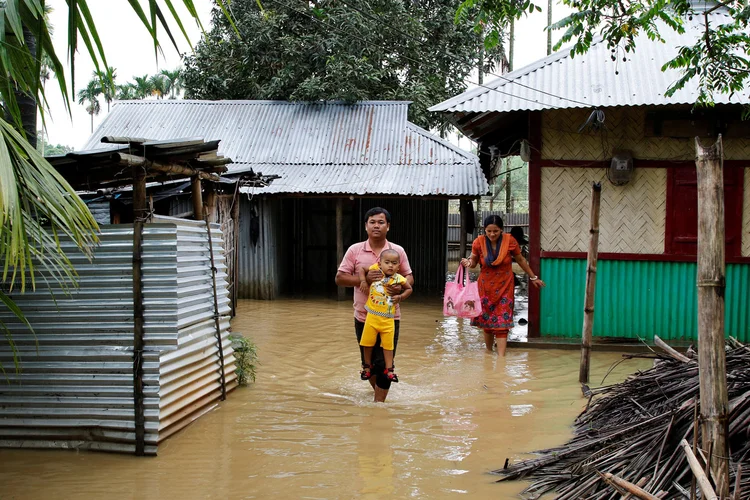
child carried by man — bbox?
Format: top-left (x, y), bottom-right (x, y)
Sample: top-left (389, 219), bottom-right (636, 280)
top-left (357, 249), bottom-right (412, 382)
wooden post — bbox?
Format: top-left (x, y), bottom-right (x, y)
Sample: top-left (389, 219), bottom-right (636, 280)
top-left (336, 198), bottom-right (345, 301)
top-left (695, 135), bottom-right (730, 498)
top-left (131, 164), bottom-right (147, 456)
top-left (191, 176), bottom-right (204, 221)
top-left (459, 199), bottom-right (468, 259)
top-left (579, 182), bottom-right (601, 384)
top-left (204, 183), bottom-right (218, 224)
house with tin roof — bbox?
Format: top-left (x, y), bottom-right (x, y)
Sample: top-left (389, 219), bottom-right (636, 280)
top-left (430, 5), bottom-right (750, 343)
top-left (83, 100), bottom-right (488, 298)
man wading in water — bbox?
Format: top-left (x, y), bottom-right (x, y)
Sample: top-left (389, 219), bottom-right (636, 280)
top-left (335, 207), bottom-right (414, 403)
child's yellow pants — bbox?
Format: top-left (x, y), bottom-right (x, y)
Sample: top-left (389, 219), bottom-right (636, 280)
top-left (359, 314), bottom-right (395, 350)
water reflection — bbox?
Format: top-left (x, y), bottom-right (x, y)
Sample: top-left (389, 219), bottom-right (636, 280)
top-left (0, 299), bottom-right (652, 499)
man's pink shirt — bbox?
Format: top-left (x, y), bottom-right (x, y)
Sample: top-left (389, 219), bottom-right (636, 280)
top-left (337, 240), bottom-right (412, 323)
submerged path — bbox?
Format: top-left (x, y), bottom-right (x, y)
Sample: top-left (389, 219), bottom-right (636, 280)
top-left (0, 299), bottom-right (651, 499)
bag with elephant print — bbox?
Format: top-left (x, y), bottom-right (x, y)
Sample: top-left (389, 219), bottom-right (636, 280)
top-left (443, 265), bottom-right (481, 319)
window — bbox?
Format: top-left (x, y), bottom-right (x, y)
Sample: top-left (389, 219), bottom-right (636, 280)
top-left (665, 165), bottom-right (744, 257)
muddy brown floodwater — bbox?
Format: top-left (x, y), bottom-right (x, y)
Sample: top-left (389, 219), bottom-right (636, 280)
top-left (0, 299), bottom-right (652, 499)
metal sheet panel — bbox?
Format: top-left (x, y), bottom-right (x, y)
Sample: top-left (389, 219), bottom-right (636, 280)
top-left (87, 201), bottom-right (111, 225)
top-left (237, 197), bottom-right (284, 299)
top-left (540, 258), bottom-right (750, 342)
top-left (0, 218), bottom-right (237, 455)
top-left (82, 101), bottom-right (486, 197)
top-left (430, 10), bottom-right (746, 114)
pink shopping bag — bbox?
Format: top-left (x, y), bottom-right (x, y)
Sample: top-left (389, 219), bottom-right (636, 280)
top-left (443, 265), bottom-right (481, 318)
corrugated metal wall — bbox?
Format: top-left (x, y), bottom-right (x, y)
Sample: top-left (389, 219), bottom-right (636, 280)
top-left (237, 197), bottom-right (285, 299)
top-left (539, 258), bottom-right (750, 341)
top-left (152, 216), bottom-right (237, 443)
top-left (0, 218), bottom-right (236, 455)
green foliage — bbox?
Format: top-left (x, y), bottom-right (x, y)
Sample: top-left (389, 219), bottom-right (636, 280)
top-left (182, 0), bottom-right (506, 131)
top-left (230, 334), bottom-right (259, 386)
top-left (36, 133), bottom-right (74, 156)
top-left (43, 143), bottom-right (74, 156)
top-left (0, 1), bottom-right (211, 372)
top-left (456, 0), bottom-right (750, 107)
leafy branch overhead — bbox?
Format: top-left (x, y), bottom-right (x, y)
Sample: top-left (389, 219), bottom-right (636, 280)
top-left (182, 0), bottom-right (507, 131)
top-left (457, 0), bottom-right (750, 104)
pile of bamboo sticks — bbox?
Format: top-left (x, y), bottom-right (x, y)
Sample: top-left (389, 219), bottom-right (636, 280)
top-left (495, 338), bottom-right (750, 499)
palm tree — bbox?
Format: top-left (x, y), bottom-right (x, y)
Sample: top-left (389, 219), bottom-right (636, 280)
top-left (148, 74), bottom-right (167, 99)
top-left (160, 68), bottom-right (182, 99)
top-left (116, 82), bottom-right (138, 100)
top-left (133, 74), bottom-right (155, 99)
top-left (95, 66), bottom-right (117, 112)
top-left (77, 79), bottom-right (101, 133)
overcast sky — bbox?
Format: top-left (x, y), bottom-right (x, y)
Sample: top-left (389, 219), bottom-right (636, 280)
top-left (43, 0), bottom-right (571, 150)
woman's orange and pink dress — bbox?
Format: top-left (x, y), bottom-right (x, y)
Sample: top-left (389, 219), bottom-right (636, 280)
top-left (470, 234), bottom-right (521, 333)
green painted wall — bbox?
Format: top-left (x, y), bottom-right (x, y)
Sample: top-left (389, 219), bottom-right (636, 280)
top-left (540, 258), bottom-right (750, 342)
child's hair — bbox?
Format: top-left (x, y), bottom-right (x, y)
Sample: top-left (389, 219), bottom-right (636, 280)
top-left (380, 249), bottom-right (400, 261)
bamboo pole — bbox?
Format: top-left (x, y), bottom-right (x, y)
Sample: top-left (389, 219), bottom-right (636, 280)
top-left (505, 159), bottom-right (512, 214)
top-left (621, 476), bottom-right (649, 500)
top-left (579, 182), bottom-right (601, 384)
top-left (680, 439), bottom-right (718, 500)
top-left (599, 472), bottom-right (659, 500)
top-left (131, 163), bottom-right (147, 456)
top-left (695, 136), bottom-right (730, 498)
top-left (336, 198), bottom-right (346, 301)
top-left (692, 402), bottom-right (699, 500)
top-left (733, 464), bottom-right (742, 500)
top-left (654, 335), bottom-right (691, 363)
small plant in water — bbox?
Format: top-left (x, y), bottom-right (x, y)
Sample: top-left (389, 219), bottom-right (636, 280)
top-left (230, 334), bottom-right (258, 386)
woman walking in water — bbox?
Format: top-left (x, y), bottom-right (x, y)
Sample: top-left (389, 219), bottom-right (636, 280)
top-left (461, 215), bottom-right (545, 356)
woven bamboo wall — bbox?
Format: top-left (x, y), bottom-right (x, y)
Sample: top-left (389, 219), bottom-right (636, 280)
top-left (541, 167), bottom-right (666, 253)
top-left (744, 169), bottom-right (750, 257)
top-left (541, 108), bottom-right (750, 161)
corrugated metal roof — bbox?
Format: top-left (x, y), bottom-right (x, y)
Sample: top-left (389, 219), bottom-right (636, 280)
top-left (234, 124), bottom-right (486, 196)
top-left (429, 10), bottom-right (748, 114)
top-left (83, 100), bottom-right (487, 197)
